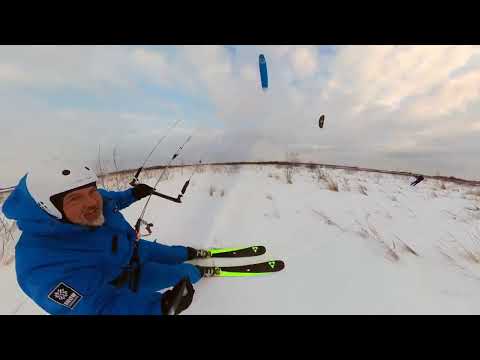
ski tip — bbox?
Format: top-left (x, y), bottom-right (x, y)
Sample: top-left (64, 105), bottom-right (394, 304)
top-left (268, 260), bottom-right (285, 271)
top-left (254, 246), bottom-right (267, 255)
top-left (276, 260), bottom-right (285, 270)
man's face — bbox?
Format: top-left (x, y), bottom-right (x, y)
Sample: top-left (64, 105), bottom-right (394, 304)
top-left (62, 185), bottom-right (104, 227)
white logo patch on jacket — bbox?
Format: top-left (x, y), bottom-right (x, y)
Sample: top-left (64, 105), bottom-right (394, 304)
top-left (48, 282), bottom-right (83, 309)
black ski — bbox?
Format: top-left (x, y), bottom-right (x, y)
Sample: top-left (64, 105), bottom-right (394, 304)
top-left (198, 260), bottom-right (285, 277)
top-left (208, 245), bottom-right (266, 258)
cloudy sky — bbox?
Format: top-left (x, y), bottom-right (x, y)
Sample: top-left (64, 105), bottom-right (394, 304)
top-left (1, 45), bottom-right (480, 187)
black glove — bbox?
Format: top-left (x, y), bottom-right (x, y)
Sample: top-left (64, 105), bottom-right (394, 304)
top-left (132, 183), bottom-right (155, 200)
top-left (161, 277), bottom-right (195, 315)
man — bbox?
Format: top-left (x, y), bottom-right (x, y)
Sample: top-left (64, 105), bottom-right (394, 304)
top-left (2, 163), bottom-right (208, 315)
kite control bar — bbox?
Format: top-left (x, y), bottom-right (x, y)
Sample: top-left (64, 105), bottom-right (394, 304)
top-left (151, 189), bottom-right (182, 203)
top-left (129, 177), bottom-right (190, 204)
top-left (152, 178), bottom-right (191, 203)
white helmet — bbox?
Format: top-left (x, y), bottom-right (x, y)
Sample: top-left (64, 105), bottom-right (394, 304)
top-left (26, 162), bottom-right (98, 219)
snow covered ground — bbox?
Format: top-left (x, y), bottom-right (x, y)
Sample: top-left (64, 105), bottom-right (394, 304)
top-left (2, 163), bottom-right (480, 314)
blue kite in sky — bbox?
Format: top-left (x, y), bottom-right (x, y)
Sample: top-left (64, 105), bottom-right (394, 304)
top-left (259, 54), bottom-right (268, 90)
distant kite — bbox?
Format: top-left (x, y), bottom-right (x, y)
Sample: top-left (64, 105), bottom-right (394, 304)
top-left (259, 54), bottom-right (268, 90)
top-left (319, 114), bottom-right (325, 128)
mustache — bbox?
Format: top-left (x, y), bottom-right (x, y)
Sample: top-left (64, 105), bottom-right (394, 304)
top-left (83, 207), bottom-right (101, 218)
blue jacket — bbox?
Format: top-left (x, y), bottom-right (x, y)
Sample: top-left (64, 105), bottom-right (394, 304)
top-left (2, 175), bottom-right (200, 315)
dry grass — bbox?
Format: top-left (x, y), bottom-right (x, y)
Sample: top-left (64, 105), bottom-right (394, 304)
top-left (446, 232), bottom-right (480, 264)
top-left (194, 164), bottom-right (207, 174)
top-left (467, 231), bottom-right (480, 263)
top-left (209, 185), bottom-right (216, 197)
top-left (405, 206), bottom-right (417, 218)
top-left (437, 246), bottom-right (472, 275)
top-left (402, 243), bottom-right (419, 256)
top-left (442, 209), bottom-right (458, 221)
top-left (393, 235), bottom-right (419, 256)
top-left (0, 215), bottom-right (16, 266)
top-left (315, 168), bottom-right (339, 191)
top-left (286, 168), bottom-right (294, 184)
top-left (284, 162), bottom-right (298, 184)
top-left (435, 235), bottom-right (480, 282)
top-left (466, 205), bottom-right (480, 211)
top-left (316, 168), bottom-right (326, 183)
top-left (436, 247), bottom-right (480, 282)
top-left (312, 209), bottom-right (345, 232)
top-left (465, 189), bottom-right (480, 197)
top-left (284, 152), bottom-right (300, 184)
top-left (326, 177), bottom-right (339, 192)
top-left (225, 164), bottom-right (241, 175)
top-left (357, 228), bottom-right (369, 239)
top-left (359, 185), bottom-right (368, 196)
top-left (212, 165), bottom-right (223, 174)
top-left (161, 168), bottom-right (171, 181)
top-left (96, 145), bottom-right (107, 189)
top-left (359, 217), bottom-right (400, 262)
top-left (384, 211), bottom-right (393, 220)
top-left (384, 248), bottom-right (400, 262)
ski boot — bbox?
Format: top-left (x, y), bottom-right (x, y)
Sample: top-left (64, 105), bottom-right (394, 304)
top-left (187, 247), bottom-right (211, 260)
top-left (195, 265), bottom-right (221, 278)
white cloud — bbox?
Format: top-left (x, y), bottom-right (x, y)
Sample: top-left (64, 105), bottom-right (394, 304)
top-left (290, 47), bottom-right (318, 79)
top-left (409, 69), bottom-right (480, 117)
top-left (241, 65), bottom-right (257, 82)
top-left (132, 48), bottom-right (169, 72)
top-left (119, 112), bottom-right (164, 123)
top-left (0, 46), bottom-right (135, 90)
top-left (0, 63), bottom-right (29, 83)
top-left (328, 45), bottom-right (480, 114)
top-left (130, 47), bottom-right (189, 89)
top-left (265, 45), bottom-right (292, 58)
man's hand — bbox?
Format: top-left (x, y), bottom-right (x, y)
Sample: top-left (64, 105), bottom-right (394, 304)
top-left (161, 278), bottom-right (195, 315)
top-left (132, 184), bottom-right (155, 200)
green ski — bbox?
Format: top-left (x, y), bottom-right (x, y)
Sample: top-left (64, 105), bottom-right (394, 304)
top-left (207, 245), bottom-right (267, 258)
top-left (198, 260), bottom-right (285, 277)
